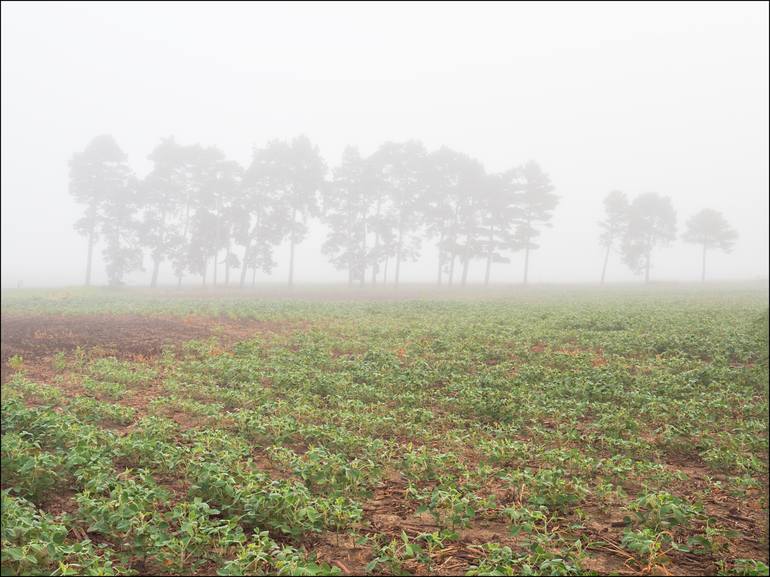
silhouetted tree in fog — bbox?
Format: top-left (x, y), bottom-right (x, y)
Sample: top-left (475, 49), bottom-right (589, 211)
top-left (143, 141), bottom-right (216, 287)
top-left (598, 190), bottom-right (629, 284)
top-left (621, 192), bottom-right (677, 283)
top-left (214, 162), bottom-right (244, 286)
top-left (322, 146), bottom-right (369, 285)
top-left (69, 135), bottom-right (136, 286)
top-left (237, 141), bottom-right (291, 287)
top-left (185, 146), bottom-right (241, 285)
top-left (682, 209), bottom-right (737, 282)
top-left (422, 148), bottom-right (456, 285)
top-left (512, 161), bottom-right (558, 285)
top-left (66, 136), bottom-right (627, 289)
top-left (423, 148), bottom-right (488, 286)
top-left (140, 137), bottom-right (187, 287)
top-left (100, 187), bottom-right (143, 286)
top-left (482, 171), bottom-right (522, 285)
top-left (275, 135), bottom-right (327, 287)
top-left (364, 154), bottom-right (393, 286)
top-left (370, 141), bottom-right (428, 287)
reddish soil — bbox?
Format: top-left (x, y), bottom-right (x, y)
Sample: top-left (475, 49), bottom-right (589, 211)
top-left (0, 313), bottom-right (300, 384)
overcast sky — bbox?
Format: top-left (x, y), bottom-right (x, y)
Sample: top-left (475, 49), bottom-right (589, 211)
top-left (2, 1), bottom-right (768, 287)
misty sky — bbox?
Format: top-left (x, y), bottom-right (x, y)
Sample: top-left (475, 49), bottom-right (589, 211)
top-left (2, 1), bottom-right (768, 287)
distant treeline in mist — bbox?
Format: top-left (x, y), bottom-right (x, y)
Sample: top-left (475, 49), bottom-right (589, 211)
top-left (70, 135), bottom-right (738, 287)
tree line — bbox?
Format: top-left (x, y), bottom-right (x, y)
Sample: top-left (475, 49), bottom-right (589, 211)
top-left (598, 190), bottom-right (737, 284)
top-left (69, 134), bottom-right (737, 287)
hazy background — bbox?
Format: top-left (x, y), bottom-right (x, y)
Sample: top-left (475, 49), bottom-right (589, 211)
top-left (2, 1), bottom-right (768, 288)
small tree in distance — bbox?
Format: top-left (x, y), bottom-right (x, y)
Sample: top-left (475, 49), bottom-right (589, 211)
top-left (69, 135), bottom-right (137, 286)
top-left (621, 192), bottom-right (677, 283)
top-left (598, 190), bottom-right (629, 284)
top-left (513, 161), bottom-right (558, 285)
top-left (682, 209), bottom-right (738, 282)
top-left (322, 146), bottom-right (369, 286)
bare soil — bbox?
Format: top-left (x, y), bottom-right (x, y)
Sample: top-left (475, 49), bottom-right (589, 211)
top-left (0, 313), bottom-right (299, 384)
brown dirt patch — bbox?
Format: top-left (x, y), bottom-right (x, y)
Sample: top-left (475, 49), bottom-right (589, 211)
top-left (1, 313), bottom-right (302, 384)
top-left (313, 533), bottom-right (373, 575)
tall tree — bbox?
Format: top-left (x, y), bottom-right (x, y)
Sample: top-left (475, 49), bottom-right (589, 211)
top-left (100, 172), bottom-right (142, 286)
top-left (277, 135), bottom-right (327, 287)
top-left (621, 192), bottom-right (677, 283)
top-left (512, 161), bottom-right (558, 285)
top-left (481, 172), bottom-right (523, 286)
top-left (69, 135), bottom-right (135, 286)
top-left (423, 147), bottom-right (487, 286)
top-left (185, 146), bottom-right (241, 286)
top-left (237, 142), bottom-right (292, 287)
top-left (140, 137), bottom-right (187, 287)
top-left (322, 146), bottom-right (369, 286)
top-left (141, 139), bottom-right (229, 287)
top-left (682, 209), bottom-right (737, 282)
top-left (369, 141), bottom-right (428, 287)
top-left (598, 190), bottom-right (629, 284)
top-left (164, 142), bottom-right (209, 288)
top-left (213, 160), bottom-right (244, 286)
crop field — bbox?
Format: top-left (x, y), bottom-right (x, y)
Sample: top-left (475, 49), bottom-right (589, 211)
top-left (1, 285), bottom-right (768, 576)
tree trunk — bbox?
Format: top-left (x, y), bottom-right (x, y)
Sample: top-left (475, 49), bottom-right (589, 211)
top-left (202, 258), bottom-right (207, 286)
top-left (462, 256), bottom-right (469, 286)
top-left (225, 243), bottom-right (231, 285)
top-left (178, 190), bottom-right (192, 289)
top-left (523, 217), bottom-right (531, 285)
top-left (523, 246), bottom-right (530, 285)
top-left (484, 225), bottom-right (494, 286)
top-left (360, 215), bottom-right (367, 287)
top-left (371, 199), bottom-right (381, 285)
top-left (239, 244), bottom-right (250, 288)
top-left (437, 250), bottom-right (443, 285)
top-left (213, 197), bottom-right (221, 287)
top-left (288, 236), bottom-right (295, 286)
top-left (449, 206), bottom-right (460, 287)
top-left (701, 243), bottom-right (707, 282)
top-left (644, 250), bottom-right (651, 283)
top-left (85, 228), bottom-right (95, 286)
top-left (600, 241), bottom-right (611, 285)
top-left (288, 208), bottom-right (297, 287)
top-left (383, 256), bottom-right (389, 285)
top-left (150, 258), bottom-right (160, 288)
top-left (251, 264), bottom-right (257, 286)
top-left (240, 215), bottom-right (260, 288)
top-left (395, 227), bottom-right (403, 288)
top-left (151, 210), bottom-right (167, 288)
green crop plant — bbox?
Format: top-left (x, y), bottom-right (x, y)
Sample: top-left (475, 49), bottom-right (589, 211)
top-left (0, 286), bottom-right (766, 576)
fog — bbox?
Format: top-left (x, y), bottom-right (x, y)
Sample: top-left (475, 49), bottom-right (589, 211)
top-left (2, 1), bottom-right (768, 288)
